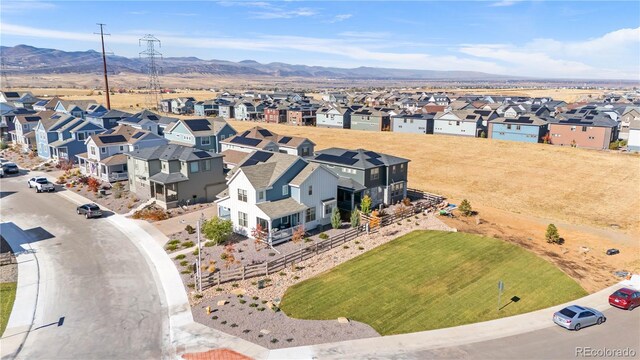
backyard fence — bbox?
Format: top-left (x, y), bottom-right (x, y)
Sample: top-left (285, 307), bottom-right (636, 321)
top-left (199, 193), bottom-right (445, 290)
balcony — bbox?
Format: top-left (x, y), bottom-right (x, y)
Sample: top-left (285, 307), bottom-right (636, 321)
top-left (268, 227), bottom-right (295, 245)
top-left (155, 193), bottom-right (178, 203)
top-left (107, 172), bottom-right (128, 182)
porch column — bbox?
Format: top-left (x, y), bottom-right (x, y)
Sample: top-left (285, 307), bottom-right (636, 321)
top-left (351, 192), bottom-right (355, 211)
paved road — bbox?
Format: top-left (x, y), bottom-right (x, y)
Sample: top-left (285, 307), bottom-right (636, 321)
top-left (416, 307), bottom-right (640, 359)
top-left (0, 172), bottom-right (167, 359)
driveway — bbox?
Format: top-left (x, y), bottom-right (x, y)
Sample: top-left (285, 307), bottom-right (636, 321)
top-left (0, 173), bottom-right (168, 359)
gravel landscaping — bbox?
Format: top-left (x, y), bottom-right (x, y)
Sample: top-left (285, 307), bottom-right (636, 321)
top-left (56, 169), bottom-right (139, 214)
top-left (192, 293), bottom-right (380, 349)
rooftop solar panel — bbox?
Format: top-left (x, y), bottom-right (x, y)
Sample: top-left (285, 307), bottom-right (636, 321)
top-left (241, 130), bottom-right (250, 137)
top-left (342, 151), bottom-right (358, 158)
top-left (132, 132), bottom-right (145, 139)
top-left (364, 151), bottom-right (381, 158)
top-left (366, 158), bottom-right (384, 166)
top-left (5, 92), bottom-right (20, 98)
top-left (231, 136), bottom-right (262, 147)
top-left (147, 115), bottom-right (159, 121)
top-left (465, 115), bottom-right (476, 119)
top-left (258, 129), bottom-right (273, 137)
top-left (185, 119), bottom-right (211, 131)
top-left (102, 129), bottom-right (114, 135)
top-left (242, 159), bottom-right (260, 166)
top-left (278, 136), bottom-right (292, 144)
top-left (25, 116), bottom-right (41, 122)
top-left (315, 153), bottom-right (358, 166)
top-left (99, 135), bottom-right (127, 144)
top-left (250, 151), bottom-right (274, 162)
top-left (193, 151), bottom-right (211, 159)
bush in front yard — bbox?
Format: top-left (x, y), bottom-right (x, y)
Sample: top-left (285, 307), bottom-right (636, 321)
top-left (185, 225), bottom-right (196, 234)
top-left (167, 239), bottom-right (180, 245)
top-left (319, 233), bottom-right (329, 240)
top-left (175, 254), bottom-right (186, 260)
top-left (165, 244), bottom-right (178, 251)
top-left (204, 241), bottom-right (216, 247)
top-left (181, 241), bottom-right (195, 248)
top-left (202, 217), bottom-right (233, 245)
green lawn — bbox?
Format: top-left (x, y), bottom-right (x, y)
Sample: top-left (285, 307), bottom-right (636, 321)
top-left (280, 230), bottom-right (587, 335)
top-left (1, 282), bottom-right (17, 336)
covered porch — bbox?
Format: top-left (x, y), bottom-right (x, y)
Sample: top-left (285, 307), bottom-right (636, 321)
top-left (336, 177), bottom-right (366, 211)
top-left (149, 172), bottom-right (188, 209)
top-left (256, 197), bottom-right (308, 245)
top-left (77, 153), bottom-right (128, 183)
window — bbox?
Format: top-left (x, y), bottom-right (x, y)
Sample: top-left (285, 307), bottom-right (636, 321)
top-left (237, 189), bottom-right (247, 202)
top-left (301, 147), bottom-right (310, 156)
top-left (305, 207), bottom-right (316, 222)
top-left (571, 126), bottom-right (576, 131)
top-left (203, 159), bottom-right (211, 171)
top-left (90, 147), bottom-right (96, 155)
top-left (190, 161), bottom-right (199, 173)
top-left (119, 145), bottom-right (124, 151)
top-left (456, 121), bottom-right (460, 126)
top-left (238, 212), bottom-right (248, 227)
top-left (582, 126), bottom-right (588, 132)
top-left (400, 163), bottom-right (404, 170)
top-left (324, 203), bottom-right (332, 216)
top-left (308, 185), bottom-right (313, 196)
top-left (507, 124), bottom-right (512, 130)
top-left (282, 185), bottom-right (288, 195)
top-left (162, 162), bottom-right (167, 171)
top-left (516, 125), bottom-right (521, 130)
top-left (257, 190), bottom-right (265, 202)
top-left (201, 137), bottom-right (211, 145)
top-left (371, 168), bottom-right (380, 181)
top-left (220, 135), bottom-right (225, 140)
top-left (101, 147), bottom-right (106, 154)
top-left (392, 166), bottom-right (396, 174)
top-left (77, 132), bottom-right (86, 141)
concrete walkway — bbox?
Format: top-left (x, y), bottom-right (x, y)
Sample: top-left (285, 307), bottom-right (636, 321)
top-left (154, 206), bottom-right (219, 238)
top-left (0, 223), bottom-right (40, 359)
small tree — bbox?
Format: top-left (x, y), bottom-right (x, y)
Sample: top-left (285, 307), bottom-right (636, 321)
top-left (350, 210), bottom-right (360, 228)
top-left (202, 216), bottom-right (233, 245)
top-left (291, 225), bottom-right (305, 246)
top-left (251, 223), bottom-right (267, 251)
top-left (459, 199), bottom-right (473, 217)
top-left (545, 224), bottom-right (561, 244)
top-left (330, 207), bottom-right (341, 229)
top-left (112, 182), bottom-right (124, 199)
top-left (58, 159), bottom-right (74, 172)
top-left (87, 177), bottom-right (101, 192)
top-left (480, 130), bottom-right (487, 138)
top-left (222, 243), bottom-right (238, 269)
top-left (360, 195), bottom-right (372, 215)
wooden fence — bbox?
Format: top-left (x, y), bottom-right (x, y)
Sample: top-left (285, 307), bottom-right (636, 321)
top-left (199, 193), bottom-right (445, 289)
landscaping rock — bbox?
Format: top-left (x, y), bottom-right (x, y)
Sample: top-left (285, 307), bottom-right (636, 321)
top-left (217, 300), bottom-right (228, 306)
top-left (337, 317), bottom-right (349, 324)
top-left (259, 329), bottom-right (271, 335)
top-left (230, 288), bottom-right (246, 296)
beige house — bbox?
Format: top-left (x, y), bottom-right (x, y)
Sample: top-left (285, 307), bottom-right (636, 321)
top-left (126, 144), bottom-right (226, 209)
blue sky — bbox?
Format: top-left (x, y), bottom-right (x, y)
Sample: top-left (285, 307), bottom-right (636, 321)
top-left (1, 0), bottom-right (639, 79)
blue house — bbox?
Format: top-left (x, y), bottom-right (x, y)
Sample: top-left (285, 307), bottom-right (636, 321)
top-left (194, 100), bottom-right (217, 116)
top-left (86, 109), bottom-right (132, 129)
top-left (488, 115), bottom-right (549, 143)
top-left (54, 100), bottom-right (107, 119)
top-left (42, 117), bottom-right (105, 162)
top-left (164, 117), bottom-right (237, 153)
top-left (35, 112), bottom-right (77, 159)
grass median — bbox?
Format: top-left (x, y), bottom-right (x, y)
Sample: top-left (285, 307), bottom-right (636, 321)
top-left (280, 230), bottom-right (587, 335)
top-left (1, 282), bottom-right (17, 335)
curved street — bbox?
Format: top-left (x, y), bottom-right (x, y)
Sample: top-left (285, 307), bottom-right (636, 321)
top-left (0, 172), bottom-right (168, 359)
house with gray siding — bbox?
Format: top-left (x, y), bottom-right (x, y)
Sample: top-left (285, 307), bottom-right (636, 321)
top-left (308, 148), bottom-right (409, 212)
top-left (163, 117), bottom-right (236, 153)
top-left (316, 104), bottom-right (352, 129)
top-left (194, 100), bottom-right (218, 116)
top-left (391, 113), bottom-right (435, 134)
top-left (215, 151), bottom-right (338, 245)
top-left (350, 108), bottom-right (391, 132)
top-left (433, 110), bottom-right (486, 137)
top-left (127, 144), bottom-right (226, 209)
top-left (220, 126), bottom-right (314, 157)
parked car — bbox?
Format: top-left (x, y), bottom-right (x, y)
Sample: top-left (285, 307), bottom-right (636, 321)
top-left (553, 305), bottom-right (605, 330)
top-left (609, 288), bottom-right (640, 310)
top-left (76, 203), bottom-right (103, 219)
top-left (606, 248), bottom-right (620, 255)
top-left (28, 177), bottom-right (56, 192)
top-left (1, 162), bottom-right (19, 175)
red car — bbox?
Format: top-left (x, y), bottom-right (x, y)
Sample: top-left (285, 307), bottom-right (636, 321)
top-left (609, 288), bottom-right (640, 310)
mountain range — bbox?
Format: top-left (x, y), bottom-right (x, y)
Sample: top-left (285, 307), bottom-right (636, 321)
top-left (0, 44), bottom-right (518, 81)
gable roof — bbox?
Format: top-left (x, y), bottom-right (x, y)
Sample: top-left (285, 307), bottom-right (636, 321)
top-left (14, 110), bottom-right (56, 125)
top-left (311, 148), bottom-right (409, 170)
top-left (490, 115), bottom-right (549, 126)
top-left (234, 151), bottom-right (301, 188)
top-left (128, 143), bottom-right (221, 162)
top-left (89, 124), bottom-right (158, 147)
top-left (289, 162), bottom-right (338, 187)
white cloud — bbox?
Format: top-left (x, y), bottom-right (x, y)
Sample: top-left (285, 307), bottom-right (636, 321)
top-left (329, 14), bottom-right (352, 23)
top-left (489, 1), bottom-right (518, 7)
top-left (339, 31), bottom-right (390, 39)
top-left (251, 7), bottom-right (317, 19)
top-left (1, 1), bottom-right (55, 12)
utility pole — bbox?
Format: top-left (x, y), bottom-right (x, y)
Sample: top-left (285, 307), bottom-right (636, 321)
top-left (95, 23), bottom-right (111, 110)
top-left (139, 34), bottom-right (163, 110)
top-left (196, 213), bottom-right (205, 292)
top-left (1, 57), bottom-right (11, 89)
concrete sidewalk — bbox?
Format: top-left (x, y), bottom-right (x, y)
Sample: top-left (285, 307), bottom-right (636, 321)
top-left (154, 206), bottom-right (219, 238)
top-left (0, 223), bottom-right (40, 359)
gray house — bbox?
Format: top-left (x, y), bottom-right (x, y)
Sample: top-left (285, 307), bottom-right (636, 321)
top-left (163, 117), bottom-right (237, 153)
top-left (309, 148), bottom-right (410, 211)
top-left (127, 144), bottom-right (226, 209)
top-left (350, 108), bottom-right (391, 132)
top-left (316, 104), bottom-right (352, 129)
top-left (391, 113), bottom-right (436, 134)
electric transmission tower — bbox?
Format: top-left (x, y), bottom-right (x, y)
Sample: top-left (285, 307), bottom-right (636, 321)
top-left (139, 34), bottom-right (163, 110)
top-left (1, 57), bottom-right (11, 89)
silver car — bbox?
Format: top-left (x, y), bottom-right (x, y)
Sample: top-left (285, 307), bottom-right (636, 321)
top-left (553, 305), bottom-right (606, 331)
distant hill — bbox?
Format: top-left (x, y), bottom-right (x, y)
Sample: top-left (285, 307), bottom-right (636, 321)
top-left (0, 44), bottom-right (519, 80)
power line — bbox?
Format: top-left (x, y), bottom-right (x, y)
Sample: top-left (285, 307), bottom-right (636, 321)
top-left (139, 34), bottom-right (163, 110)
top-left (95, 23), bottom-right (111, 110)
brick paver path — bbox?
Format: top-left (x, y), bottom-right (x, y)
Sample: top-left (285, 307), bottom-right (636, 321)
top-left (182, 348), bottom-right (253, 360)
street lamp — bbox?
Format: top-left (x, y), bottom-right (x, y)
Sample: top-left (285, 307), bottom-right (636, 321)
top-left (182, 213), bottom-right (206, 293)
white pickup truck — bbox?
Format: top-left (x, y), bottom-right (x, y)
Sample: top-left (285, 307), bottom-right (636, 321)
top-left (28, 176), bottom-right (56, 193)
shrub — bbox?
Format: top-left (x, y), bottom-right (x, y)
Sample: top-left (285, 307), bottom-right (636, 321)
top-left (360, 195), bottom-right (372, 215)
top-left (350, 209), bottom-right (360, 228)
top-left (185, 225), bottom-right (196, 234)
top-left (0, 141), bottom-right (8, 150)
top-left (319, 233), bottom-right (329, 240)
top-left (270, 339), bottom-right (279, 344)
top-left (112, 182), bottom-right (124, 198)
top-left (459, 199), bottom-right (473, 217)
top-left (182, 241), bottom-right (195, 248)
top-left (268, 252), bottom-right (276, 257)
top-left (179, 260), bottom-right (189, 266)
top-left (304, 237), bottom-right (312, 243)
top-left (354, 240), bottom-right (360, 244)
top-left (286, 338), bottom-right (294, 343)
top-left (212, 316), bottom-right (218, 320)
top-left (175, 254), bottom-right (186, 260)
top-left (358, 246), bottom-right (365, 250)
top-left (180, 270), bottom-right (191, 274)
top-left (132, 206), bottom-right (169, 221)
top-left (330, 207), bottom-right (341, 229)
top-left (165, 244), bottom-right (178, 251)
top-left (192, 248), bottom-right (199, 256)
top-left (237, 294), bottom-right (244, 298)
top-left (545, 224), bottom-right (561, 244)
top-left (204, 241), bottom-right (216, 247)
top-left (402, 197), bottom-right (412, 206)
top-left (230, 323), bottom-right (238, 328)
top-left (261, 300), bottom-right (268, 304)
top-left (202, 217), bottom-right (233, 245)
top-left (220, 253), bottom-right (228, 260)
top-left (258, 307), bottom-right (266, 311)
top-left (168, 239), bottom-right (181, 245)
top-left (187, 283), bottom-right (195, 288)
top-left (279, 271), bottom-right (286, 276)
top-left (221, 321), bottom-right (227, 325)
top-left (249, 303), bottom-right (258, 308)
top-left (252, 296), bottom-right (259, 300)
top-left (293, 276), bottom-right (300, 280)
top-left (239, 299), bottom-right (246, 304)
top-left (232, 283), bottom-right (239, 288)
top-left (194, 294), bottom-right (203, 299)
top-left (343, 245), bottom-right (349, 249)
top-left (215, 287), bottom-right (223, 292)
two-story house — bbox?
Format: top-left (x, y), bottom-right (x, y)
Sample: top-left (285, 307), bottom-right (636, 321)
top-left (47, 117), bottom-right (105, 163)
top-left (163, 117), bottom-right (237, 153)
top-left (194, 100), bottom-right (217, 116)
top-left (234, 101), bottom-right (265, 121)
top-left (35, 112), bottom-right (78, 160)
top-left (220, 126), bottom-right (315, 157)
top-left (391, 113), bottom-right (436, 134)
top-left (86, 109), bottom-right (132, 129)
top-left (263, 102), bottom-right (289, 123)
top-left (433, 110), bottom-right (486, 137)
top-left (215, 151), bottom-right (339, 245)
top-left (287, 105), bottom-right (317, 126)
top-left (217, 100), bottom-right (236, 119)
top-left (627, 118), bottom-right (640, 152)
top-left (316, 104), bottom-right (352, 129)
top-left (77, 125), bottom-right (167, 182)
top-left (1, 108), bottom-right (36, 143)
top-left (350, 108), bottom-right (391, 131)
top-left (127, 144), bottom-right (226, 209)
top-left (618, 108), bottom-right (640, 140)
top-left (11, 111), bottom-right (55, 152)
top-left (32, 97), bottom-right (62, 112)
top-left (488, 115), bottom-right (549, 143)
top-left (308, 148), bottom-right (410, 212)
top-left (547, 115), bottom-right (618, 149)
top-left (54, 100), bottom-right (106, 119)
